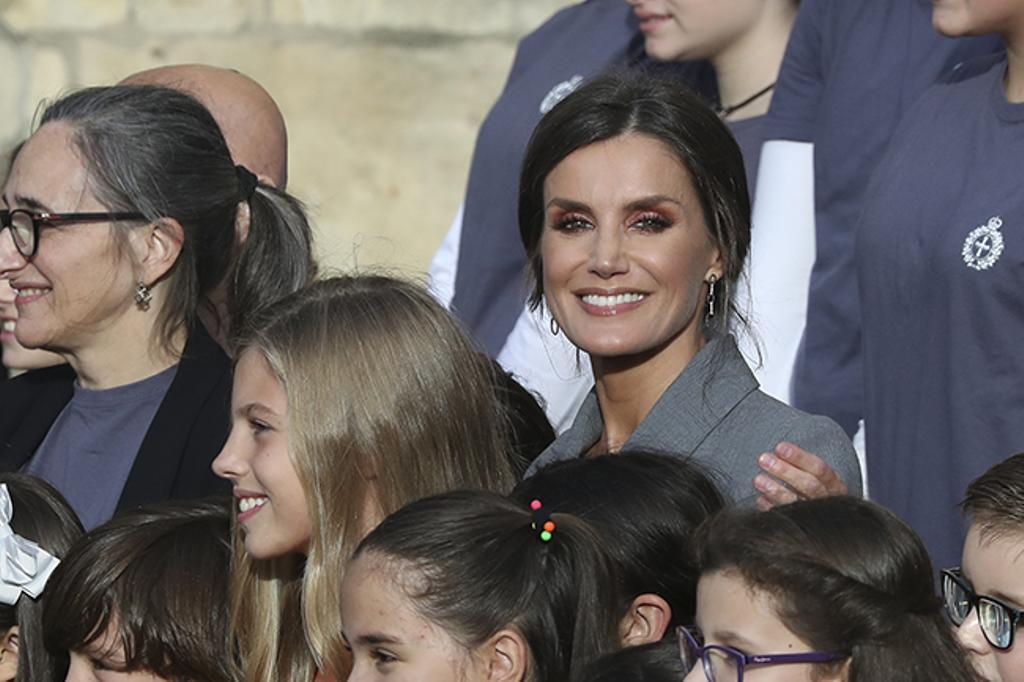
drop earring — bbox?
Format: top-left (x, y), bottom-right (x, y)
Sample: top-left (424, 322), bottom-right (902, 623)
top-left (705, 274), bottom-right (717, 321)
top-left (134, 281), bottom-right (152, 311)
top-left (549, 315), bottom-right (560, 336)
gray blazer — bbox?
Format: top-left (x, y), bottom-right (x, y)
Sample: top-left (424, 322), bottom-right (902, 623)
top-left (526, 336), bottom-right (863, 505)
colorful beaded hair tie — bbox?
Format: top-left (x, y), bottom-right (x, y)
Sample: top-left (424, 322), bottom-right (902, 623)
top-left (529, 499), bottom-right (556, 542)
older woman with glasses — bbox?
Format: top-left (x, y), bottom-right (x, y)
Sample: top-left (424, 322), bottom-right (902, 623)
top-left (682, 496), bottom-right (978, 682)
top-left (0, 85), bottom-right (315, 529)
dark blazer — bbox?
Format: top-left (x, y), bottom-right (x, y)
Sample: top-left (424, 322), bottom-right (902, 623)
top-left (525, 335), bottom-right (863, 506)
top-left (0, 323), bottom-right (231, 512)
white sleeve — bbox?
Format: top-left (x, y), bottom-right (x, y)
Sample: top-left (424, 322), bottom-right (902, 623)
top-left (734, 140), bottom-right (815, 404)
top-left (426, 203), bottom-right (464, 308)
top-left (497, 303), bottom-right (593, 434)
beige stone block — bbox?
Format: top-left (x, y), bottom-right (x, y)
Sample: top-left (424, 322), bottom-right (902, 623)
top-left (25, 48), bottom-right (72, 127)
top-left (135, 0), bottom-right (263, 34)
top-left (0, 40), bottom-right (23, 149)
top-left (2, 0), bottom-right (128, 31)
top-left (74, 39), bottom-right (175, 85)
top-left (75, 35), bottom-right (518, 273)
top-left (272, 0), bottom-right (570, 36)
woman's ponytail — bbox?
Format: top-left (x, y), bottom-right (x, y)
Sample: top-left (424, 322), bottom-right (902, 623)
top-left (228, 185), bottom-right (317, 346)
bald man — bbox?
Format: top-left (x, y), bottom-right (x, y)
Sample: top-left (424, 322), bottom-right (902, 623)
top-left (121, 63), bottom-right (288, 188)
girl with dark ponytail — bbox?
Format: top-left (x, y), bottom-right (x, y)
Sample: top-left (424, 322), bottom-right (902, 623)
top-left (341, 490), bottom-right (622, 682)
top-left (0, 84), bottom-right (315, 529)
top-left (683, 496), bottom-right (978, 682)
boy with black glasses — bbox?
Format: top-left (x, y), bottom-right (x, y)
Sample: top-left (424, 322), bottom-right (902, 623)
top-left (944, 453), bottom-right (1024, 681)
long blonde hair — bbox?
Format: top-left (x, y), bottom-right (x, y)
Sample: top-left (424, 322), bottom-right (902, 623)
top-left (229, 274), bottom-right (515, 681)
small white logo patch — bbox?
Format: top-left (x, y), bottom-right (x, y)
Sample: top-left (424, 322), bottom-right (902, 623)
top-left (540, 75), bottom-right (584, 114)
top-left (962, 216), bottom-right (1004, 271)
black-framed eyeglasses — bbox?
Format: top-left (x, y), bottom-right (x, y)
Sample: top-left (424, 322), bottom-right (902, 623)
top-left (678, 626), bottom-right (848, 682)
top-left (0, 208), bottom-right (146, 259)
top-left (942, 567), bottom-right (1023, 651)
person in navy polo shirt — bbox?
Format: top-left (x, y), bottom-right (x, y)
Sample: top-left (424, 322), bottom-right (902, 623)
top-left (855, 2), bottom-right (1024, 570)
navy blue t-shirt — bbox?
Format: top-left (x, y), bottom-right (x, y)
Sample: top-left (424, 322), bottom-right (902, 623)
top-left (450, 0), bottom-right (714, 355)
top-left (727, 115), bottom-right (766, 200)
top-left (857, 53), bottom-right (1024, 569)
top-left (26, 365), bottom-right (177, 529)
top-left (765, 0), bottom-right (1001, 436)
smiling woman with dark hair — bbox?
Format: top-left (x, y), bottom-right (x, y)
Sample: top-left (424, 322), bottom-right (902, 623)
top-left (519, 70), bottom-right (860, 505)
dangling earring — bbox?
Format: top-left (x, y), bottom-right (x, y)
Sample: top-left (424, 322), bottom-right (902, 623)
top-left (134, 281), bottom-right (152, 311)
top-left (549, 315), bottom-right (560, 336)
top-left (705, 274), bottom-right (717, 321)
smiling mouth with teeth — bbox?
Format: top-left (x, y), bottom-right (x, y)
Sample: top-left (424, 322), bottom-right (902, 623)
top-left (1, 320), bottom-right (14, 333)
top-left (581, 293), bottom-right (646, 307)
top-left (238, 497), bottom-right (268, 513)
top-left (15, 288), bottom-right (49, 299)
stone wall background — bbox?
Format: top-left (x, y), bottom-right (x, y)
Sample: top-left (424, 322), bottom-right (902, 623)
top-left (0, 0), bottom-right (569, 273)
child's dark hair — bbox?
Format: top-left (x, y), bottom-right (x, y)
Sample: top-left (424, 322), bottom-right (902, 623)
top-left (0, 474), bottom-right (83, 682)
top-left (43, 498), bottom-right (237, 682)
top-left (512, 452), bottom-right (725, 630)
top-left (696, 496), bottom-right (979, 682)
top-left (353, 489), bottom-right (622, 682)
top-left (577, 640), bottom-right (685, 682)
top-left (481, 355), bottom-right (556, 477)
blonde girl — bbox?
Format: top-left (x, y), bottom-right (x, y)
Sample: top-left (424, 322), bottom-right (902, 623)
top-left (213, 274), bottom-right (515, 681)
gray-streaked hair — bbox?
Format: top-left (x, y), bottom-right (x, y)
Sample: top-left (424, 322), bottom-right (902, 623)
top-left (39, 84), bottom-right (315, 352)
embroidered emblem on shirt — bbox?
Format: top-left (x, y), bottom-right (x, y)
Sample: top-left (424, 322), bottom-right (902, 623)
top-left (540, 75), bottom-right (584, 114)
top-left (962, 216), bottom-right (1004, 271)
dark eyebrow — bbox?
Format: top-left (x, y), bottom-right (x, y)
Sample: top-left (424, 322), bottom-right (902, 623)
top-left (624, 195), bottom-right (685, 211)
top-left (544, 195), bottom-right (684, 212)
top-left (10, 194), bottom-right (54, 213)
top-left (545, 197), bottom-right (591, 212)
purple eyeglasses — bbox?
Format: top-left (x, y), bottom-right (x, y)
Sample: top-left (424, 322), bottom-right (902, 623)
top-left (678, 626), bottom-right (848, 682)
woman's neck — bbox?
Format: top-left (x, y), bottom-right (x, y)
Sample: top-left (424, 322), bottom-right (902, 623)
top-left (590, 330), bottom-right (707, 453)
top-left (65, 313), bottom-right (186, 390)
top-left (712, 4), bottom-right (796, 121)
top-left (1005, 38), bottom-right (1024, 102)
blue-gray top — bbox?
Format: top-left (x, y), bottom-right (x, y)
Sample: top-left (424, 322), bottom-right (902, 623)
top-left (526, 335), bottom-right (862, 506)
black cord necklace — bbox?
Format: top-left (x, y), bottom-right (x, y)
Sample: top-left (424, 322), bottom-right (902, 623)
top-left (715, 82), bottom-right (776, 119)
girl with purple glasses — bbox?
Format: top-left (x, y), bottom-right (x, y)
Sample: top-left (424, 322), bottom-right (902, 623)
top-left (682, 496), bottom-right (977, 682)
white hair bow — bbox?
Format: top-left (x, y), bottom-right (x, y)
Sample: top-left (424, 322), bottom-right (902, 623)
top-left (0, 484), bottom-right (60, 606)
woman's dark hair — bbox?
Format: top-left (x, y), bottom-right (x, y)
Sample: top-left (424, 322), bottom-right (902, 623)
top-left (696, 496), bottom-right (979, 682)
top-left (578, 640), bottom-right (685, 682)
top-left (518, 69), bottom-right (750, 331)
top-left (39, 85), bottom-right (316, 351)
top-left (512, 452), bottom-right (725, 630)
top-left (354, 489), bottom-right (622, 682)
top-left (0, 474), bottom-right (83, 682)
top-left (43, 498), bottom-right (237, 682)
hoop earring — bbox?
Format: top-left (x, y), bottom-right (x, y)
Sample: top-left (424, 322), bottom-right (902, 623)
top-left (549, 315), bottom-right (560, 336)
top-left (705, 274), bottom-right (717, 321)
top-left (134, 281), bottom-right (152, 311)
